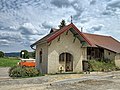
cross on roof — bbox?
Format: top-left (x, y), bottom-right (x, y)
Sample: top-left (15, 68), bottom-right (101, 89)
top-left (71, 16), bottom-right (73, 23)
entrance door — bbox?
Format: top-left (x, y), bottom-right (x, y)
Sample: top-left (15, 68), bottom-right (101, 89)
top-left (65, 53), bottom-right (73, 72)
top-left (59, 53), bottom-right (73, 72)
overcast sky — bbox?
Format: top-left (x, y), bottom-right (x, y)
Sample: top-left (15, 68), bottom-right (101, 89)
top-left (0, 0), bottom-right (120, 53)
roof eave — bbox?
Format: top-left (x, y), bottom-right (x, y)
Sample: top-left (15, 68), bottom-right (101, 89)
top-left (30, 40), bottom-right (47, 49)
top-left (47, 23), bottom-right (92, 46)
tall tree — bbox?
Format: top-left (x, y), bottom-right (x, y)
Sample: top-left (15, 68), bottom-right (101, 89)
top-left (20, 50), bottom-right (29, 59)
top-left (58, 19), bottom-right (66, 29)
top-left (0, 51), bottom-right (4, 58)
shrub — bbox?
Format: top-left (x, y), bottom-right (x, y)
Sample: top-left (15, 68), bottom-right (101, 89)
top-left (9, 66), bottom-right (40, 78)
top-left (89, 60), bottom-right (117, 72)
top-left (0, 51), bottom-right (4, 58)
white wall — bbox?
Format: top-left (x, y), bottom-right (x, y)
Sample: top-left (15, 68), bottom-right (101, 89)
top-left (48, 30), bottom-right (86, 74)
top-left (36, 43), bottom-right (48, 74)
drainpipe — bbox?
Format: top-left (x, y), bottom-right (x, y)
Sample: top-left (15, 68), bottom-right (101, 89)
top-left (30, 45), bottom-right (36, 50)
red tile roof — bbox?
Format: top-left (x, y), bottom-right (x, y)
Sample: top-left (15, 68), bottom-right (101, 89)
top-left (47, 23), bottom-right (92, 45)
top-left (83, 33), bottom-right (120, 53)
top-left (31, 23), bottom-right (92, 47)
top-left (31, 23), bottom-right (120, 53)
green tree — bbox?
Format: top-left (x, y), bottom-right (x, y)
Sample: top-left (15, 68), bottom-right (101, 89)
top-left (0, 51), bottom-right (4, 58)
top-left (32, 51), bottom-right (35, 59)
top-left (58, 19), bottom-right (66, 29)
top-left (20, 50), bottom-right (29, 59)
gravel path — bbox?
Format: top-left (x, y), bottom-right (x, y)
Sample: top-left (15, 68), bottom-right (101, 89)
top-left (0, 67), bottom-right (10, 80)
top-left (0, 71), bottom-right (120, 90)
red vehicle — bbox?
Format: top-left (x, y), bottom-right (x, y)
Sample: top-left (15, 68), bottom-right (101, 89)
top-left (18, 59), bottom-right (36, 67)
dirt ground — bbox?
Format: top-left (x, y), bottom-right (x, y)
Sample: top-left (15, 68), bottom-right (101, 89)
top-left (0, 67), bottom-right (10, 80)
top-left (0, 69), bottom-right (120, 90)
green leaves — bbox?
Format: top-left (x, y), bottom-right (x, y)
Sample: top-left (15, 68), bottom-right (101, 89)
top-left (58, 19), bottom-right (66, 29)
top-left (89, 60), bottom-right (117, 72)
top-left (9, 66), bottom-right (40, 78)
top-left (20, 50), bottom-right (29, 59)
top-left (0, 51), bottom-right (4, 58)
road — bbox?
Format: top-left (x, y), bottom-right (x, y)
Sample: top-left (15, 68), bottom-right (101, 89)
top-left (0, 69), bottom-right (120, 90)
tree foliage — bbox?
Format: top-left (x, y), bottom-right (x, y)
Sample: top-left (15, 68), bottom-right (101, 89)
top-left (0, 51), bottom-right (4, 58)
top-left (58, 19), bottom-right (66, 29)
top-left (20, 50), bottom-right (29, 59)
top-left (32, 51), bottom-right (35, 59)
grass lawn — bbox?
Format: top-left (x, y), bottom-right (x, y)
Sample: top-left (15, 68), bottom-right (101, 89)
top-left (0, 57), bottom-right (20, 67)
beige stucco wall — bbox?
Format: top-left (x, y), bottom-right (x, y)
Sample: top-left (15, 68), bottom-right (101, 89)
top-left (36, 42), bottom-right (48, 74)
top-left (104, 49), bottom-right (116, 60)
top-left (115, 53), bottom-right (120, 67)
top-left (48, 30), bottom-right (86, 74)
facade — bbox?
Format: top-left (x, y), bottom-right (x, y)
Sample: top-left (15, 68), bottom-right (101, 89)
top-left (31, 23), bottom-right (120, 74)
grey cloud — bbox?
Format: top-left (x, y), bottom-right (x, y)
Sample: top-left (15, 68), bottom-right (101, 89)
top-left (0, 29), bottom-right (36, 48)
top-left (90, 0), bottom-right (96, 5)
top-left (50, 0), bottom-right (85, 22)
top-left (107, 0), bottom-right (120, 9)
top-left (20, 40), bottom-right (31, 46)
top-left (71, 1), bottom-right (84, 20)
top-left (23, 35), bottom-right (36, 42)
top-left (0, 25), bottom-right (5, 30)
top-left (0, 0), bottom-right (42, 12)
top-left (80, 18), bottom-right (90, 23)
top-left (105, 0), bottom-right (120, 14)
top-left (0, 22), bottom-right (44, 49)
top-left (102, 0), bottom-right (120, 16)
top-left (0, 26), bottom-right (15, 31)
top-left (102, 10), bottom-right (115, 16)
top-left (41, 21), bottom-right (52, 29)
top-left (102, 11), bottom-right (111, 15)
top-left (0, 40), bottom-right (10, 46)
top-left (50, 0), bottom-right (71, 8)
top-left (19, 26), bottom-right (44, 36)
top-left (91, 25), bottom-right (103, 31)
top-left (0, 31), bottom-right (23, 43)
top-left (87, 25), bottom-right (103, 33)
top-left (19, 26), bottom-right (36, 35)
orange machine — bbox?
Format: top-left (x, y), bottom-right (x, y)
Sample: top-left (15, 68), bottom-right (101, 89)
top-left (18, 59), bottom-right (36, 67)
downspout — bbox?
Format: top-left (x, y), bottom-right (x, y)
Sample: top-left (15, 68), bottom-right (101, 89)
top-left (30, 45), bottom-right (36, 50)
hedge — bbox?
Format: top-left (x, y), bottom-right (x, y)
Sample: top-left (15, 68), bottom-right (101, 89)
top-left (9, 66), bottom-right (41, 78)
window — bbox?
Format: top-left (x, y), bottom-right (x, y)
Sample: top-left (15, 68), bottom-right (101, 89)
top-left (39, 50), bottom-right (42, 63)
top-left (59, 53), bottom-right (72, 62)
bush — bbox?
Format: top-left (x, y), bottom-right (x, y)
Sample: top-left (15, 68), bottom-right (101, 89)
top-left (89, 60), bottom-right (117, 72)
top-left (0, 51), bottom-right (4, 58)
top-left (9, 66), bottom-right (40, 78)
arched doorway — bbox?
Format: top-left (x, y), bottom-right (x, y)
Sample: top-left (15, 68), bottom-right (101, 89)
top-left (59, 53), bottom-right (73, 72)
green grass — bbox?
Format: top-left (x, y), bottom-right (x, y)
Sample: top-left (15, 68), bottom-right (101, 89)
top-left (0, 57), bottom-right (20, 67)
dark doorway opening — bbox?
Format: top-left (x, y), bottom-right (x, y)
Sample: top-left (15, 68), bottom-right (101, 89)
top-left (59, 53), bottom-right (73, 72)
